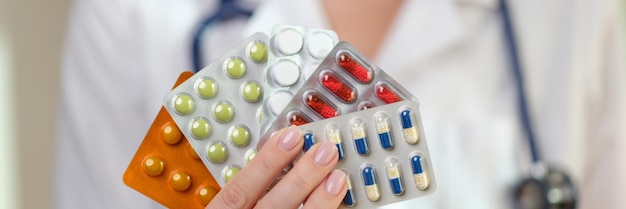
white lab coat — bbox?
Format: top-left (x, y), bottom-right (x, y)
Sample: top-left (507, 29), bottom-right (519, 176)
top-left (55, 0), bottom-right (626, 208)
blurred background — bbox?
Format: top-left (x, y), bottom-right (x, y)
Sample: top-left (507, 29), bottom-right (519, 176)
top-left (0, 0), bottom-right (71, 208)
top-left (0, 0), bottom-right (625, 209)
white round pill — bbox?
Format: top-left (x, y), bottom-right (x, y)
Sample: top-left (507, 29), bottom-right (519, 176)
top-left (270, 60), bottom-right (300, 87)
top-left (306, 32), bottom-right (335, 59)
top-left (275, 29), bottom-right (303, 55)
top-left (267, 91), bottom-right (293, 116)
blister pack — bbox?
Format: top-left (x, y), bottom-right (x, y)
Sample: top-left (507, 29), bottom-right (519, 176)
top-left (297, 101), bottom-right (436, 208)
top-left (163, 33), bottom-right (268, 186)
top-left (260, 41), bottom-right (418, 146)
top-left (261, 25), bottom-right (339, 130)
top-left (124, 72), bottom-right (221, 209)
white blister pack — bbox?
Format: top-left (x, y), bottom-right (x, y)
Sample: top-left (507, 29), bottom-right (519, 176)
top-left (163, 33), bottom-right (269, 186)
top-left (261, 25), bottom-right (339, 130)
top-left (260, 41), bottom-right (418, 147)
top-left (298, 101), bottom-right (436, 208)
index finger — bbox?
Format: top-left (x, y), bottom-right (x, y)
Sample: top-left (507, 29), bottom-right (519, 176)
top-left (206, 125), bottom-right (303, 209)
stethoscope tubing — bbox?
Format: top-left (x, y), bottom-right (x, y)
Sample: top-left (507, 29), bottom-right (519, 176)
top-left (498, 0), bottom-right (541, 163)
top-left (191, 0), bottom-right (253, 72)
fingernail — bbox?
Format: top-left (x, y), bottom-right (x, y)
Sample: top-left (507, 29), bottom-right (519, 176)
top-left (326, 170), bottom-right (346, 196)
top-left (257, 129), bottom-right (284, 150)
top-left (278, 126), bottom-right (301, 151)
top-left (314, 141), bottom-right (337, 166)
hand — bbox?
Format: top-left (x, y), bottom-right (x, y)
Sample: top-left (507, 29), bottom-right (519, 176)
top-left (206, 125), bottom-right (348, 209)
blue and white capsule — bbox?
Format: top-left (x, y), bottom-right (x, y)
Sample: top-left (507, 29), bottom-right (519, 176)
top-left (385, 157), bottom-right (405, 195)
top-left (349, 118), bottom-right (369, 155)
top-left (374, 112), bottom-right (393, 149)
top-left (410, 154), bottom-right (430, 190)
top-left (400, 109), bottom-right (419, 144)
top-left (325, 124), bottom-right (345, 160)
top-left (342, 172), bottom-right (356, 207)
top-left (303, 132), bottom-right (315, 152)
top-left (361, 164), bottom-right (380, 201)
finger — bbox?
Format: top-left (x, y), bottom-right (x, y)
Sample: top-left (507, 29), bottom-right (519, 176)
top-left (302, 170), bottom-right (348, 209)
top-left (256, 140), bottom-right (339, 208)
top-left (206, 125), bottom-right (303, 209)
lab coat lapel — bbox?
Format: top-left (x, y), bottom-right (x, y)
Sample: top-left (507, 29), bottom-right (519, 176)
top-left (376, 0), bottom-right (464, 73)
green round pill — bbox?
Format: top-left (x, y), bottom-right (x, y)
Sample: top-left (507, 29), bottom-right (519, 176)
top-left (242, 82), bottom-right (262, 103)
top-left (249, 42), bottom-right (268, 63)
top-left (197, 78), bottom-right (217, 99)
top-left (225, 57), bottom-right (246, 78)
top-left (223, 166), bottom-right (240, 183)
top-left (173, 94), bottom-right (195, 115)
top-left (229, 126), bottom-right (250, 147)
top-left (190, 118), bottom-right (211, 139)
top-left (207, 143), bottom-right (227, 163)
top-left (245, 150), bottom-right (257, 164)
top-left (213, 102), bottom-right (234, 123)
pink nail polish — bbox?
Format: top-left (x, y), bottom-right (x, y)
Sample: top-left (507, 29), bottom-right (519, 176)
top-left (326, 170), bottom-right (346, 196)
top-left (314, 141), bottom-right (337, 166)
top-left (278, 126), bottom-right (301, 151)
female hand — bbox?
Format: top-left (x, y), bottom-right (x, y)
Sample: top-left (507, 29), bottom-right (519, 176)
top-left (206, 125), bottom-right (348, 209)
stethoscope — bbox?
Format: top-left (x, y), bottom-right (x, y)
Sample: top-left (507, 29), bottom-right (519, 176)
top-left (191, 0), bottom-right (254, 72)
top-left (191, 1), bottom-right (578, 208)
top-left (499, 0), bottom-right (578, 208)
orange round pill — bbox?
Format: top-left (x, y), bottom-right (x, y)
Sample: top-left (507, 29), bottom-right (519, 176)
top-left (162, 122), bottom-right (182, 145)
top-left (170, 171), bottom-right (191, 192)
top-left (143, 156), bottom-right (164, 177)
top-left (188, 144), bottom-right (200, 160)
top-left (197, 186), bottom-right (219, 206)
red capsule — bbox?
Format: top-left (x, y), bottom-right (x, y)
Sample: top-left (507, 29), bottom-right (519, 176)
top-left (287, 111), bottom-right (311, 126)
top-left (320, 71), bottom-right (356, 103)
top-left (304, 92), bottom-right (339, 119)
top-left (337, 52), bottom-right (372, 83)
top-left (358, 101), bottom-right (375, 110)
top-left (375, 83), bottom-right (403, 104)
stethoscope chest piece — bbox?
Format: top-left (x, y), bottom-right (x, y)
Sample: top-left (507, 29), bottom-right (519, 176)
top-left (513, 166), bottom-right (577, 209)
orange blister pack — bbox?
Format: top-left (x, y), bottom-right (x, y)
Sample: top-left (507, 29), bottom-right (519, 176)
top-left (123, 72), bottom-right (221, 209)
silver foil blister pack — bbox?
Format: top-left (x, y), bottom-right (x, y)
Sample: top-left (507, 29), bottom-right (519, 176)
top-left (261, 25), bottom-right (339, 130)
top-left (260, 41), bottom-right (418, 146)
top-left (298, 101), bottom-right (436, 208)
top-left (163, 33), bottom-right (269, 186)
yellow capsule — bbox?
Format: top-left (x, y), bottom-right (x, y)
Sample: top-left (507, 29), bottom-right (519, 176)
top-left (400, 109), bottom-right (419, 144)
top-left (349, 118), bottom-right (369, 155)
top-left (361, 164), bottom-right (380, 201)
top-left (410, 154), bottom-right (430, 190)
top-left (374, 112), bottom-right (393, 149)
top-left (385, 157), bottom-right (404, 195)
top-left (343, 172), bottom-right (356, 207)
top-left (325, 124), bottom-right (345, 160)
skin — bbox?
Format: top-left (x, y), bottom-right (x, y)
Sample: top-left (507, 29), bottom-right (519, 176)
top-left (206, 126), bottom-right (347, 209)
top-left (322, 0), bottom-right (405, 59)
top-left (207, 2), bottom-right (405, 208)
